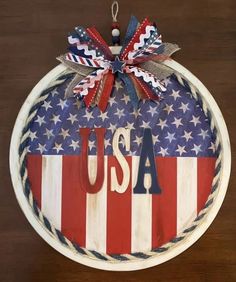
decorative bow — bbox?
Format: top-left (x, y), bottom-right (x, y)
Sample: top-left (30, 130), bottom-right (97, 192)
top-left (57, 16), bottom-right (180, 111)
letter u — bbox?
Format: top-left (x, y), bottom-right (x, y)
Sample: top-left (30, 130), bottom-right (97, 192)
top-left (79, 128), bottom-right (105, 193)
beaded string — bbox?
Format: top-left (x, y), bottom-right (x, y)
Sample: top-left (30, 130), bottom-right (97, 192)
top-left (111, 1), bottom-right (120, 45)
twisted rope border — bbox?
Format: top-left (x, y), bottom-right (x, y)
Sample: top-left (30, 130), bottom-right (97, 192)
top-left (18, 70), bottom-right (222, 263)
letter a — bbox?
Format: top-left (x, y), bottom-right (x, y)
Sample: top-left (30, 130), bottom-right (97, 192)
top-left (79, 128), bottom-right (105, 194)
top-left (133, 128), bottom-right (161, 194)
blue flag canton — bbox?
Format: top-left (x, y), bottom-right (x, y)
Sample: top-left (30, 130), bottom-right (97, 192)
top-left (26, 75), bottom-right (217, 157)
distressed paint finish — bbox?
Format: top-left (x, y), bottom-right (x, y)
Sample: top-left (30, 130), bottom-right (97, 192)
top-left (131, 156), bottom-right (152, 252)
top-left (177, 157), bottom-right (197, 233)
top-left (86, 156), bottom-right (108, 253)
top-left (41, 155), bottom-right (62, 230)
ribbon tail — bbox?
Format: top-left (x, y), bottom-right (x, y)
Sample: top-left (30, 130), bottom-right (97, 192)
top-left (121, 18), bottom-right (153, 60)
top-left (98, 72), bottom-right (114, 112)
top-left (120, 15), bottom-right (139, 55)
top-left (64, 73), bottom-right (85, 99)
top-left (69, 26), bottom-right (107, 59)
top-left (57, 54), bottom-right (95, 76)
top-left (139, 60), bottom-right (176, 81)
top-left (130, 73), bottom-right (160, 101)
top-left (86, 27), bottom-right (114, 60)
top-left (118, 73), bottom-right (139, 108)
top-left (83, 81), bottom-right (100, 108)
top-left (153, 43), bottom-right (180, 61)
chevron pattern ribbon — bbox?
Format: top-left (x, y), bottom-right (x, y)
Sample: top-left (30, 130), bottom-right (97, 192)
top-left (57, 16), bottom-right (180, 111)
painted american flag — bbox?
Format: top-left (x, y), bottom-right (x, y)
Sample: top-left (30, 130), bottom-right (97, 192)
top-left (26, 75), bottom-right (216, 254)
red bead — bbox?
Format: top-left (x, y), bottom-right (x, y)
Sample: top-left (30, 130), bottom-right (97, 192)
top-left (111, 22), bottom-right (120, 29)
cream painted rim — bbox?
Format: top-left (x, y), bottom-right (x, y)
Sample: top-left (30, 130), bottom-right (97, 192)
top-left (9, 48), bottom-right (231, 271)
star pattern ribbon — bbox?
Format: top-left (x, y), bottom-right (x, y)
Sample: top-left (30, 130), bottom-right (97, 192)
top-left (57, 16), bottom-right (180, 111)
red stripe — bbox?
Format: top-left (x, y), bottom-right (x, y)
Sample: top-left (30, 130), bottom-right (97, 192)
top-left (197, 157), bottom-right (216, 213)
top-left (67, 53), bottom-right (72, 61)
top-left (61, 156), bottom-right (86, 247)
top-left (152, 157), bottom-right (177, 248)
top-left (94, 60), bottom-right (100, 67)
top-left (79, 56), bottom-right (85, 65)
top-left (107, 156), bottom-right (132, 254)
top-left (27, 154), bottom-right (42, 208)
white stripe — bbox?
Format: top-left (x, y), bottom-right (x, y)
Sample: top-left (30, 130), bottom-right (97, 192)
top-left (131, 156), bottom-right (152, 252)
top-left (41, 155), bottom-right (62, 230)
top-left (177, 157), bottom-right (197, 233)
top-left (86, 156), bottom-right (107, 253)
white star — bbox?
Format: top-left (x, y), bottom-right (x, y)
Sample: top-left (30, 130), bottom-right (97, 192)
top-left (26, 145), bottom-right (31, 153)
top-left (51, 89), bottom-right (59, 97)
top-left (114, 80), bottom-right (123, 91)
top-left (104, 138), bottom-right (111, 148)
top-left (162, 77), bottom-right (172, 87)
top-left (53, 142), bottom-right (64, 153)
top-left (109, 96), bottom-right (116, 106)
top-left (157, 118), bottom-right (168, 130)
top-left (73, 99), bottom-right (81, 109)
top-left (132, 108), bottom-right (141, 119)
top-left (191, 144), bottom-right (202, 155)
top-left (121, 94), bottom-right (130, 104)
top-left (163, 103), bottom-right (174, 115)
top-left (158, 147), bottom-right (169, 157)
top-left (165, 132), bottom-right (176, 143)
top-left (152, 134), bottom-right (160, 144)
top-left (179, 102), bottom-right (190, 113)
top-left (29, 130), bottom-right (37, 141)
top-left (67, 113), bottom-right (78, 124)
top-left (182, 130), bottom-right (193, 142)
top-left (134, 135), bottom-right (143, 146)
top-left (198, 129), bottom-right (209, 140)
top-left (57, 99), bottom-right (68, 110)
top-left (119, 137), bottom-right (126, 147)
top-left (126, 122), bottom-right (135, 130)
top-left (83, 110), bottom-right (94, 121)
top-left (44, 128), bottom-right (54, 139)
top-left (108, 123), bottom-right (116, 133)
top-left (176, 145), bottom-right (186, 156)
top-left (51, 114), bottom-right (61, 125)
top-left (99, 111), bottom-right (108, 121)
top-left (37, 143), bottom-right (47, 154)
top-left (88, 140), bottom-right (96, 151)
top-left (115, 108), bottom-right (125, 119)
top-left (208, 142), bottom-right (216, 153)
top-left (170, 90), bottom-right (181, 100)
top-left (129, 151), bottom-right (137, 156)
top-left (190, 115), bottom-right (201, 126)
top-left (140, 120), bottom-right (150, 128)
top-left (42, 100), bottom-right (52, 111)
top-left (59, 128), bottom-right (70, 139)
top-left (69, 140), bottom-right (79, 151)
top-left (171, 117), bottom-right (183, 128)
top-left (35, 115), bottom-right (46, 126)
top-left (147, 105), bottom-right (157, 117)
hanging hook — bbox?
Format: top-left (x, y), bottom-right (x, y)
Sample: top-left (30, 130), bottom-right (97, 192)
top-left (111, 1), bottom-right (119, 22)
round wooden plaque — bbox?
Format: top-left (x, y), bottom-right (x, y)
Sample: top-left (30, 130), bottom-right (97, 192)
top-left (10, 47), bottom-right (231, 271)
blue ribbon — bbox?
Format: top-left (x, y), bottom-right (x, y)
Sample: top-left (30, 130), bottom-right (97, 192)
top-left (118, 73), bottom-right (139, 108)
top-left (120, 16), bottom-right (139, 55)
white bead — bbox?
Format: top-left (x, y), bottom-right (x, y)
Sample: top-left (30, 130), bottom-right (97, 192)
top-left (112, 28), bottom-right (120, 37)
